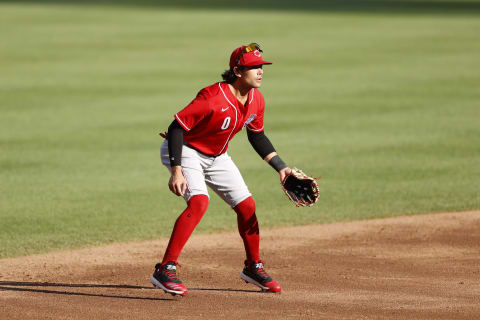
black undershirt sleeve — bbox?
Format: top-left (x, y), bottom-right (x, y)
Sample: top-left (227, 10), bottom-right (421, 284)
top-left (247, 129), bottom-right (276, 159)
top-left (247, 130), bottom-right (288, 172)
top-left (167, 119), bottom-right (184, 167)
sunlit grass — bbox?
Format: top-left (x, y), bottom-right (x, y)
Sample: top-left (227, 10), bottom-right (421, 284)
top-left (1, 2), bottom-right (479, 257)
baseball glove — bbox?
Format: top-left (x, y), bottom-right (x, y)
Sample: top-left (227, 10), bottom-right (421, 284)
top-left (281, 168), bottom-right (320, 207)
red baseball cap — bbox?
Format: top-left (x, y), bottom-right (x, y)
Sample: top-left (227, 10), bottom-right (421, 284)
top-left (229, 43), bottom-right (272, 68)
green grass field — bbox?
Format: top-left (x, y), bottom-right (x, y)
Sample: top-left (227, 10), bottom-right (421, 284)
top-left (1, 0), bottom-right (479, 258)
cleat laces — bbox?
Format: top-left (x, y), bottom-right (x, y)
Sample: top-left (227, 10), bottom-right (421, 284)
top-left (252, 261), bottom-right (270, 281)
top-left (162, 264), bottom-right (178, 282)
top-left (164, 266), bottom-right (178, 281)
top-left (156, 262), bottom-right (182, 282)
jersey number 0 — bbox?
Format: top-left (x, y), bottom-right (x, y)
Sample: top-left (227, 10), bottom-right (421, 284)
top-left (221, 117), bottom-right (231, 130)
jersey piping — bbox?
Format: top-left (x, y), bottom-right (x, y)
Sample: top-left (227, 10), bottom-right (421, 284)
top-left (218, 82), bottom-right (238, 156)
top-left (174, 113), bottom-right (191, 131)
top-left (246, 88), bottom-right (262, 132)
top-left (247, 125), bottom-right (264, 132)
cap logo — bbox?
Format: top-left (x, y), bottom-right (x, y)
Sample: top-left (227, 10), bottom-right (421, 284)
top-left (253, 50), bottom-right (261, 57)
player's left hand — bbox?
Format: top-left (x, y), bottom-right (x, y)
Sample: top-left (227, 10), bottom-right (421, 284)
top-left (279, 167), bottom-right (292, 184)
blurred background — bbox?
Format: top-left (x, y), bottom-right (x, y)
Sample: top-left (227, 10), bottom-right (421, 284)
top-left (1, 0), bottom-right (479, 258)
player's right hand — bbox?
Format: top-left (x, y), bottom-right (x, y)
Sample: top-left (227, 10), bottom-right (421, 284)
top-left (169, 166), bottom-right (187, 197)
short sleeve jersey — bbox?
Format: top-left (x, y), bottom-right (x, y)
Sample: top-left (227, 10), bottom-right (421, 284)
top-left (174, 82), bottom-right (265, 156)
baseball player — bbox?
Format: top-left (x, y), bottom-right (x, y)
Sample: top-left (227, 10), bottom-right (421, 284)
top-left (151, 43), bottom-right (291, 296)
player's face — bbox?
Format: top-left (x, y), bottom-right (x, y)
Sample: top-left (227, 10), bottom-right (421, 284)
top-left (238, 65), bottom-right (264, 88)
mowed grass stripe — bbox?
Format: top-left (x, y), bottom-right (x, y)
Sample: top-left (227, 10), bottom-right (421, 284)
top-left (1, 2), bottom-right (479, 258)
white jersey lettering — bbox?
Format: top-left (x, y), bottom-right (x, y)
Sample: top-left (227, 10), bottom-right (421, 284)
top-left (221, 117), bottom-right (231, 130)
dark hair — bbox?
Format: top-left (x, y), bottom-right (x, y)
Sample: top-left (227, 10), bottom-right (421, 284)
top-left (221, 68), bottom-right (238, 84)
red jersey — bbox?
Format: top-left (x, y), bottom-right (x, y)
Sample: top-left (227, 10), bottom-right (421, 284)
top-left (174, 82), bottom-right (265, 156)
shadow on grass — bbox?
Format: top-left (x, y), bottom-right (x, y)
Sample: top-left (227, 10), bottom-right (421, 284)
top-left (1, 0), bottom-right (480, 15)
top-left (0, 281), bottom-right (260, 300)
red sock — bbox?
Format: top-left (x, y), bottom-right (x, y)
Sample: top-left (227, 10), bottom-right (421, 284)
top-left (234, 197), bottom-right (260, 262)
top-left (161, 195), bottom-right (209, 264)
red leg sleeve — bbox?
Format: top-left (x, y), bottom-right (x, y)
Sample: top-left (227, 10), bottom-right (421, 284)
top-left (234, 196), bottom-right (260, 262)
top-left (161, 195), bottom-right (209, 264)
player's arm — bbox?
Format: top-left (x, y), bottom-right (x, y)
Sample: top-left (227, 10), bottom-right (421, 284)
top-left (167, 120), bottom-right (188, 196)
top-left (247, 130), bottom-right (292, 182)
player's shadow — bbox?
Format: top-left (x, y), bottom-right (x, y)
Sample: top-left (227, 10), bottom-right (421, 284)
top-left (190, 287), bottom-right (262, 293)
top-left (0, 281), bottom-right (170, 301)
top-left (0, 281), bottom-right (260, 300)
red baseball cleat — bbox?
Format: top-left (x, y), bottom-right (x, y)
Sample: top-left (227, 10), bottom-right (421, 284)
top-left (150, 262), bottom-right (188, 296)
top-left (241, 260), bottom-right (281, 293)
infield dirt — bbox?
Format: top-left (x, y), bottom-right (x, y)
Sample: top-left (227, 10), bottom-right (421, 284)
top-left (1, 211), bottom-right (478, 319)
